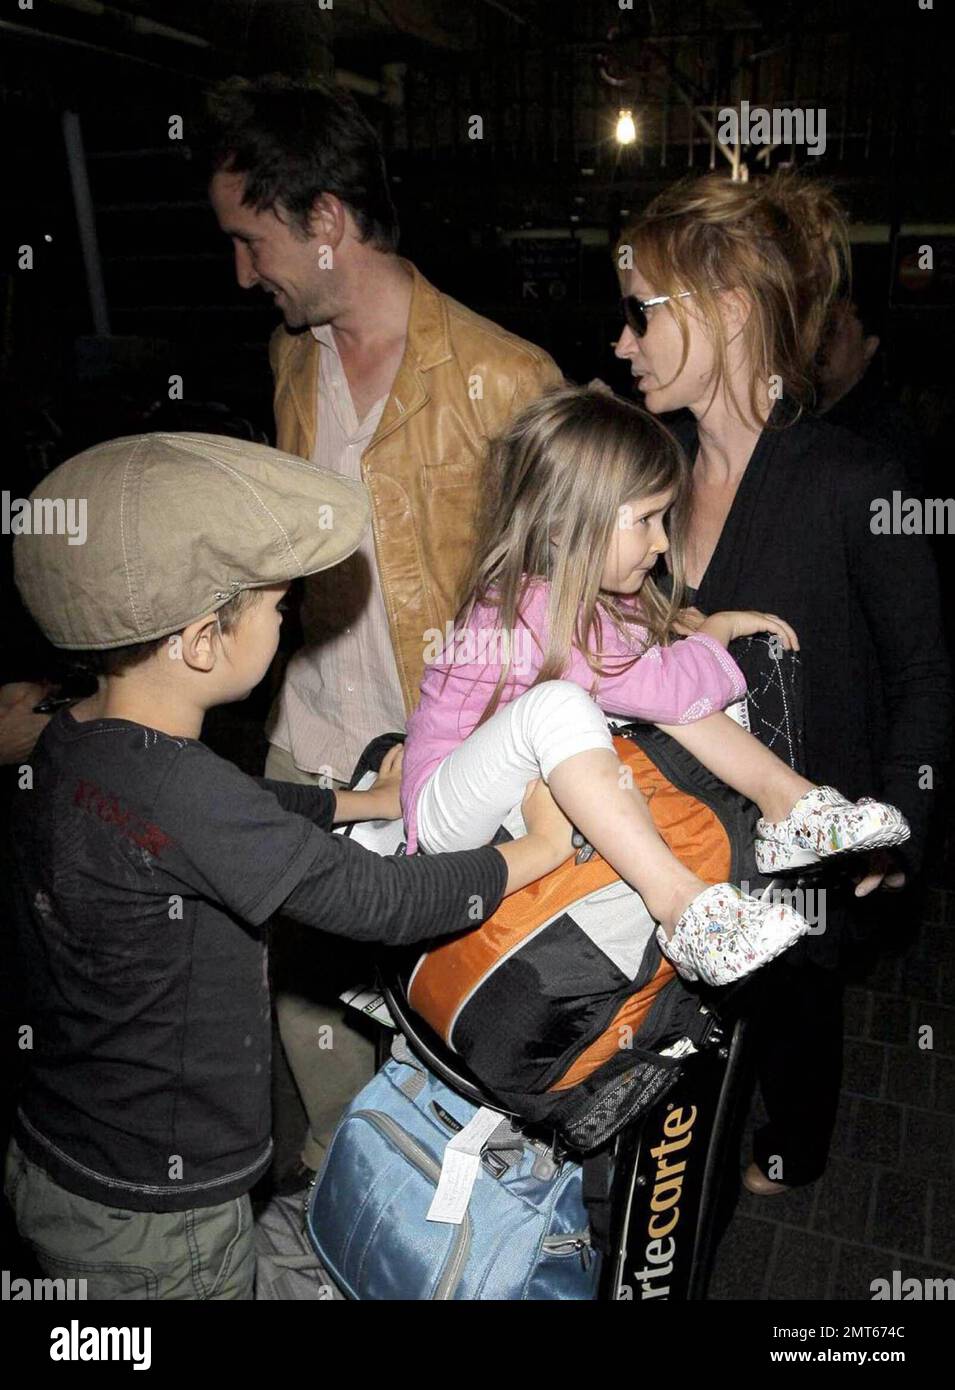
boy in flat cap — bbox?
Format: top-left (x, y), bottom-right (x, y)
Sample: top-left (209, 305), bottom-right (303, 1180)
top-left (5, 432), bottom-right (570, 1300)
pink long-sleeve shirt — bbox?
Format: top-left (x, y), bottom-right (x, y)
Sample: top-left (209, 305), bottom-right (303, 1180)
top-left (401, 581), bottom-right (746, 853)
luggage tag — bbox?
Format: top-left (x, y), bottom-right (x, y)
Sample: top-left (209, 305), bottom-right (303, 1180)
top-left (426, 1106), bottom-right (506, 1226)
top-left (339, 986), bottom-right (396, 1029)
top-left (430, 1102), bottom-right (514, 1178)
top-left (724, 696), bottom-right (750, 732)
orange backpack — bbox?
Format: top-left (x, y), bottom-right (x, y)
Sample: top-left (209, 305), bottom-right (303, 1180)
top-left (404, 723), bottom-right (768, 1144)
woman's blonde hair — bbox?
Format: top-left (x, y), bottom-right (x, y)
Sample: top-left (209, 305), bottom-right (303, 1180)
top-left (618, 171), bottom-right (850, 424)
top-left (459, 384), bottom-right (690, 728)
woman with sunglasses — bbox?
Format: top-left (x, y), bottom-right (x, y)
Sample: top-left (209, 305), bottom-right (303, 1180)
top-left (614, 170), bottom-right (951, 1198)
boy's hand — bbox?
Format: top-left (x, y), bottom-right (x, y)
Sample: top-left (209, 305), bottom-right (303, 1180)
top-left (699, 610), bottom-right (800, 652)
top-left (371, 743), bottom-right (404, 820)
top-left (495, 779), bottom-right (575, 897)
top-left (521, 778), bottom-right (574, 866)
top-left (332, 744), bottom-right (404, 824)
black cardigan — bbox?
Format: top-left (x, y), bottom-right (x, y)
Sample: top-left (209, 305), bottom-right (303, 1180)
top-left (671, 407), bottom-right (952, 881)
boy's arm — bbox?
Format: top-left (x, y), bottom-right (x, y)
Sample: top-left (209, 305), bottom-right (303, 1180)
top-left (160, 743), bottom-right (569, 940)
top-left (254, 778), bottom-right (337, 829)
top-left (258, 744), bottom-right (404, 825)
top-left (280, 783), bottom-right (572, 946)
top-left (280, 835), bottom-right (564, 947)
top-left (253, 780), bottom-right (398, 827)
top-left (279, 837), bottom-right (506, 945)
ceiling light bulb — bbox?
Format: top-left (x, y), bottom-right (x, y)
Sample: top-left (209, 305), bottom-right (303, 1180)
top-left (616, 110), bottom-right (636, 145)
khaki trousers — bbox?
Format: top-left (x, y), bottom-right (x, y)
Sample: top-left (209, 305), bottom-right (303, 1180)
top-left (4, 1138), bottom-right (255, 1300)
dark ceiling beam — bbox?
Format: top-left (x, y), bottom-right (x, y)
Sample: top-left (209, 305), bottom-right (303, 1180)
top-left (48, 0), bottom-right (211, 48)
top-left (355, 0), bottom-right (478, 50)
top-left (0, 15), bottom-right (212, 80)
top-left (475, 0), bottom-right (530, 25)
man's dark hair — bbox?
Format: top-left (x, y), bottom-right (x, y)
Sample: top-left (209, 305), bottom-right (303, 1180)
top-left (206, 75), bottom-right (399, 251)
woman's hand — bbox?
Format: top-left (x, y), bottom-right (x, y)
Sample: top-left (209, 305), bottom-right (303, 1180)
top-left (854, 848), bottom-right (907, 898)
top-left (699, 610), bottom-right (800, 652)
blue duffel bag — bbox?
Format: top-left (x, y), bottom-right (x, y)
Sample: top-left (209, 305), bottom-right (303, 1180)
top-left (305, 1039), bottom-right (600, 1300)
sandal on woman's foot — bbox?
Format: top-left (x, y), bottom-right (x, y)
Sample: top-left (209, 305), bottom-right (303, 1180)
top-left (656, 882), bottom-right (809, 987)
top-left (754, 786), bottom-right (910, 875)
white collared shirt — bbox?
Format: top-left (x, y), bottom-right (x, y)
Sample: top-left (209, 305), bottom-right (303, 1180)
top-left (267, 324), bottom-right (407, 780)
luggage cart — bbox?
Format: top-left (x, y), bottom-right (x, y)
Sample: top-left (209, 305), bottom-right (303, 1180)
top-left (379, 962), bottom-right (753, 1301)
top-left (335, 716), bottom-right (813, 1302)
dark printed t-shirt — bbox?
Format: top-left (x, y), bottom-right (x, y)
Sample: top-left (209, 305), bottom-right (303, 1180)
top-left (13, 710), bottom-right (326, 1212)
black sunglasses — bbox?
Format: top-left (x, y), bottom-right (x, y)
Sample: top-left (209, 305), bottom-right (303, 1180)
top-left (621, 290), bottom-right (694, 338)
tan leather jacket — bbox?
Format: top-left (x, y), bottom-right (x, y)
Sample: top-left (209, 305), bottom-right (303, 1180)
top-left (270, 261), bottom-right (562, 713)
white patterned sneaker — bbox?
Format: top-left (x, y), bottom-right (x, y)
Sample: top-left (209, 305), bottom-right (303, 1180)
top-left (656, 882), bottom-right (809, 987)
top-left (754, 786), bottom-right (910, 875)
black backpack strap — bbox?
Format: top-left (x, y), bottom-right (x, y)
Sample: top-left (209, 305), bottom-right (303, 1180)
top-left (581, 1147), bottom-right (615, 1256)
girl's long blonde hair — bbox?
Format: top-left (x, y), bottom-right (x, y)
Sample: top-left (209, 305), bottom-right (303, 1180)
top-left (619, 171), bottom-right (850, 425)
top-left (459, 384), bottom-right (690, 728)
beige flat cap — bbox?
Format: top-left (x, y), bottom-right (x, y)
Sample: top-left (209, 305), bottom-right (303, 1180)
top-left (13, 432), bottom-right (370, 649)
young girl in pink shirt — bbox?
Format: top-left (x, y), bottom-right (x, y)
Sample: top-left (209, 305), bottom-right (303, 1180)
top-left (401, 386), bottom-right (908, 986)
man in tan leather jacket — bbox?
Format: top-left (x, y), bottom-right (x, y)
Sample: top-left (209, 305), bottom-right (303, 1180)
top-left (210, 76), bottom-right (561, 1189)
top-left (268, 259), bottom-right (561, 727)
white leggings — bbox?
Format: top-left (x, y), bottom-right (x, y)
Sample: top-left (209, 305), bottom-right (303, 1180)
top-left (416, 680), bottom-right (615, 854)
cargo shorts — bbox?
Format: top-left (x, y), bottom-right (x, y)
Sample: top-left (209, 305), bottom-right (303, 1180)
top-left (4, 1138), bottom-right (255, 1300)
